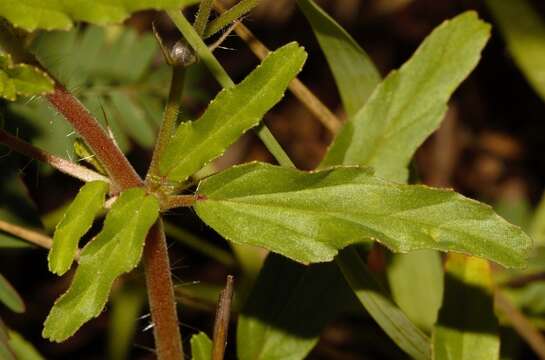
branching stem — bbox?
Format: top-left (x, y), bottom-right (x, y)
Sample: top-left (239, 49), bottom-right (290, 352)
top-left (0, 128), bottom-right (109, 184)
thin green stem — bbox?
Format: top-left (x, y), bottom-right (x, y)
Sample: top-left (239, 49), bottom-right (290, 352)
top-left (167, 9), bottom-right (293, 168)
top-left (147, 67), bottom-right (186, 180)
top-left (194, 0), bottom-right (214, 37)
top-left (204, 0), bottom-right (259, 39)
top-left (164, 222), bottom-right (236, 267)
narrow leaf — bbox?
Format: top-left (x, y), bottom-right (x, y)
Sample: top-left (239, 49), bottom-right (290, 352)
top-left (203, 0), bottom-right (259, 39)
top-left (321, 11), bottom-right (490, 183)
top-left (191, 332), bottom-right (213, 360)
top-left (297, 0), bottom-right (381, 117)
top-left (0, 0), bottom-right (200, 31)
top-left (7, 331), bottom-right (44, 360)
top-left (0, 54), bottom-right (54, 101)
top-left (432, 254), bottom-right (500, 359)
top-left (108, 287), bottom-right (145, 360)
top-left (43, 188), bottom-right (160, 342)
top-left (195, 162), bottom-right (531, 268)
top-left (0, 274), bottom-right (25, 313)
top-left (486, 0), bottom-right (545, 102)
top-left (0, 320), bottom-right (15, 360)
top-left (387, 250), bottom-right (443, 332)
top-left (237, 254), bottom-right (356, 360)
top-left (159, 42), bottom-right (307, 182)
top-left (336, 247), bottom-right (431, 359)
top-left (48, 181), bottom-right (109, 276)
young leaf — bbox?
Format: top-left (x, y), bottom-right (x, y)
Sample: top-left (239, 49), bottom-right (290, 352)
top-left (321, 11), bottom-right (490, 183)
top-left (43, 188), bottom-right (160, 342)
top-left (0, 0), bottom-right (200, 31)
top-left (159, 42), bottom-right (307, 182)
top-left (237, 254), bottom-right (356, 360)
top-left (6, 330), bottom-right (45, 360)
top-left (486, 0), bottom-right (545, 102)
top-left (0, 273), bottom-right (25, 313)
top-left (0, 54), bottom-right (54, 101)
top-left (432, 254), bottom-right (499, 359)
top-left (191, 332), bottom-right (213, 360)
top-left (336, 247), bottom-right (431, 359)
top-left (297, 0), bottom-right (381, 118)
top-left (48, 181), bottom-right (109, 276)
top-left (387, 250), bottom-right (443, 332)
top-left (195, 162), bottom-right (531, 268)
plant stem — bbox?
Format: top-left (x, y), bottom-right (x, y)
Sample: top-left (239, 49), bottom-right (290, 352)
top-left (212, 275), bottom-right (234, 360)
top-left (0, 25), bottom-right (184, 359)
top-left (213, 1), bottom-right (342, 134)
top-left (194, 0), bottom-right (214, 37)
top-left (143, 220), bottom-right (184, 360)
top-left (167, 9), bottom-right (294, 168)
top-left (0, 129), bottom-right (109, 184)
top-left (164, 222), bottom-right (237, 267)
top-left (495, 291), bottom-right (545, 358)
top-left (0, 219), bottom-right (52, 249)
top-left (47, 84), bottom-right (142, 189)
top-left (147, 67), bottom-right (186, 180)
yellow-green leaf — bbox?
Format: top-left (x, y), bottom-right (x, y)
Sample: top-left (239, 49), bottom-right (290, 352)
top-left (191, 332), bottom-right (213, 360)
top-left (432, 254), bottom-right (500, 359)
top-left (486, 0), bottom-right (545, 102)
top-left (0, 273), bottom-right (25, 313)
top-left (48, 181), bottom-right (109, 276)
top-left (0, 0), bottom-right (200, 31)
top-left (321, 11), bottom-right (490, 183)
top-left (42, 188), bottom-right (159, 342)
top-left (159, 42), bottom-right (307, 182)
top-left (297, 0), bottom-right (381, 117)
top-left (195, 162), bottom-right (531, 268)
top-left (0, 54), bottom-right (53, 101)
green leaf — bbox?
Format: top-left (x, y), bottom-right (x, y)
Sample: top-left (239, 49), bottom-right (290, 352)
top-left (0, 0), bottom-right (200, 31)
top-left (531, 193), bottom-right (545, 247)
top-left (159, 42), bottom-right (307, 182)
top-left (8, 24), bottom-right (190, 156)
top-left (0, 273), bottom-right (25, 313)
top-left (296, 0), bottom-right (381, 117)
top-left (387, 250), bottom-right (443, 332)
top-left (237, 254), bottom-right (356, 360)
top-left (195, 162), bottom-right (531, 268)
top-left (0, 54), bottom-right (54, 101)
top-left (203, 0), bottom-right (259, 39)
top-left (321, 11), bottom-right (490, 183)
top-left (191, 332), bottom-right (213, 360)
top-left (108, 286), bottom-right (145, 360)
top-left (485, 0), bottom-right (545, 102)
top-left (48, 181), bottom-right (109, 276)
top-left (432, 254), bottom-right (500, 359)
top-left (336, 247), bottom-right (431, 359)
top-left (6, 330), bottom-right (44, 360)
top-left (42, 188), bottom-right (160, 342)
top-left (0, 320), bottom-right (16, 360)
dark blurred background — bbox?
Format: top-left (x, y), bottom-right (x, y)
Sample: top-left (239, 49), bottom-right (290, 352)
top-left (1, 0), bottom-right (545, 358)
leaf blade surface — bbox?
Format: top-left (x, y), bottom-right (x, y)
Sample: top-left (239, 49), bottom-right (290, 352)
top-left (43, 188), bottom-right (159, 342)
top-left (195, 162), bottom-right (530, 268)
top-left (159, 42), bottom-right (307, 182)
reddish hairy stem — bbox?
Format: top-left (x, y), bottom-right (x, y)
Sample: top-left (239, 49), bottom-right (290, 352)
top-left (0, 24), bottom-right (183, 359)
top-left (46, 84), bottom-right (142, 189)
top-left (143, 220), bottom-right (184, 359)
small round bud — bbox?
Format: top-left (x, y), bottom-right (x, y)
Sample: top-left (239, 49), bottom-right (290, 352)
top-left (169, 41), bottom-right (196, 67)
